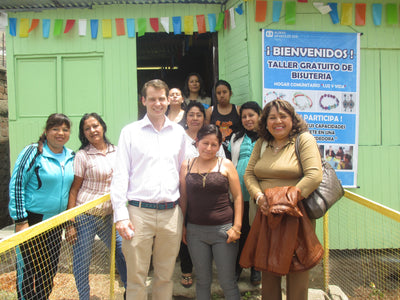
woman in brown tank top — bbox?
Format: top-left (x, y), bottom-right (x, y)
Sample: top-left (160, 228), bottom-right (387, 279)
top-left (179, 124), bottom-right (243, 300)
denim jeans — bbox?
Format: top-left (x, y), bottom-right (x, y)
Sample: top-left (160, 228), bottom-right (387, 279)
top-left (187, 222), bottom-right (240, 300)
top-left (73, 214), bottom-right (127, 300)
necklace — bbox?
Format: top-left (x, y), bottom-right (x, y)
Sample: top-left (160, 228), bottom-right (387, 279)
top-left (197, 159), bottom-right (217, 188)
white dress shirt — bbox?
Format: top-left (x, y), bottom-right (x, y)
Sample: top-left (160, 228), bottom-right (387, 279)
top-left (111, 115), bottom-right (186, 222)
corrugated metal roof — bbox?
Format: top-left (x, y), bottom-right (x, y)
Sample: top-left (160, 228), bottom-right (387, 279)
top-left (0, 0), bottom-right (227, 11)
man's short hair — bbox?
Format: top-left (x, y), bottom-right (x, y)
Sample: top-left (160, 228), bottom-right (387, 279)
top-left (141, 79), bottom-right (169, 99)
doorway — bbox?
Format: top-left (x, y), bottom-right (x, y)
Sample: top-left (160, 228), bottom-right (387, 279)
top-left (136, 32), bottom-right (218, 119)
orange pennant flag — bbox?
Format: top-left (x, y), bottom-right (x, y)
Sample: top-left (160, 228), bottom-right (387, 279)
top-left (116, 18), bottom-right (125, 35)
top-left (255, 0), bottom-right (268, 22)
top-left (64, 19), bottom-right (75, 33)
top-left (355, 3), bottom-right (366, 26)
top-left (196, 15), bottom-right (206, 34)
top-left (28, 19), bottom-right (39, 33)
top-left (341, 3), bottom-right (353, 26)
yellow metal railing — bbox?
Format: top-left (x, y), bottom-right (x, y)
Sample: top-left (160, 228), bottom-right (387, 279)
top-left (322, 189), bottom-right (400, 298)
top-left (0, 194), bottom-right (118, 300)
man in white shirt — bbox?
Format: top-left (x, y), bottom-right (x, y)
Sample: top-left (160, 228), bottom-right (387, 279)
top-left (111, 79), bottom-right (186, 299)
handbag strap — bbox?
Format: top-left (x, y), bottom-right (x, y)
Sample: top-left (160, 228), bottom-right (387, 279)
top-left (294, 132), bottom-right (304, 174)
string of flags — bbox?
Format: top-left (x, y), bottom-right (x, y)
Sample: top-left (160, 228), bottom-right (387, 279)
top-left (3, 3), bottom-right (244, 38)
top-left (2, 2), bottom-right (400, 38)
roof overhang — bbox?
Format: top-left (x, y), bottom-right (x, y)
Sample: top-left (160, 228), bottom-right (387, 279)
top-left (0, 0), bottom-right (228, 12)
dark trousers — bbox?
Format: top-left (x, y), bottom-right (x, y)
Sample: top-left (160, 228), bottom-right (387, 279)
top-left (17, 211), bottom-right (63, 300)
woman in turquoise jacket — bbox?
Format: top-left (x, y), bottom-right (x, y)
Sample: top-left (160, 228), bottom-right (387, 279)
top-left (9, 113), bottom-right (75, 300)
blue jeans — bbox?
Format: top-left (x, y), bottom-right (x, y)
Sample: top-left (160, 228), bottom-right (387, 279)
top-left (73, 214), bottom-right (127, 300)
top-left (187, 223), bottom-right (240, 300)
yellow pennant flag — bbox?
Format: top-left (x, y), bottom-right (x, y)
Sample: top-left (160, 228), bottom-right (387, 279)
top-left (102, 19), bottom-right (112, 38)
top-left (19, 18), bottom-right (29, 37)
top-left (184, 16), bottom-right (194, 35)
top-left (341, 3), bottom-right (353, 26)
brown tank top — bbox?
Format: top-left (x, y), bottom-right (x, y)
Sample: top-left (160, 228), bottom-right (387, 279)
top-left (185, 158), bottom-right (233, 225)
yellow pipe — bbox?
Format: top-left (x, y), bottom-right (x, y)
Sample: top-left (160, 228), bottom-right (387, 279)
top-left (0, 194), bottom-right (111, 254)
top-left (323, 211), bottom-right (330, 293)
top-left (344, 190), bottom-right (400, 223)
top-left (110, 223), bottom-right (116, 300)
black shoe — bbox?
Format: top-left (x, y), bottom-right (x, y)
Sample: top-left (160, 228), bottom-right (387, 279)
top-left (250, 267), bottom-right (261, 286)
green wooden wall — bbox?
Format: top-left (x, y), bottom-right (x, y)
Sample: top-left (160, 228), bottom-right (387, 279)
top-left (6, 0), bottom-right (400, 248)
top-left (6, 4), bottom-right (221, 164)
top-left (228, 0), bottom-right (400, 249)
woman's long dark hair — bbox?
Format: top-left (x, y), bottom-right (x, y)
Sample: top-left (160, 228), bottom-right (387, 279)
top-left (78, 113), bottom-right (111, 150)
top-left (233, 101), bottom-right (262, 142)
top-left (258, 99), bottom-right (308, 142)
top-left (37, 113), bottom-right (71, 153)
top-left (183, 72), bottom-right (208, 99)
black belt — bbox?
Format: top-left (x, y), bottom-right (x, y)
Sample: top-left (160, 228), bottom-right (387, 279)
top-left (128, 200), bottom-right (179, 210)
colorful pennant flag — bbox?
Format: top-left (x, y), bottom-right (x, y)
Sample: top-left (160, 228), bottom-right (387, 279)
top-left (172, 16), bottom-right (181, 35)
top-left (285, 1), bottom-right (296, 25)
top-left (215, 12), bottom-right (224, 31)
top-left (64, 19), bottom-right (75, 34)
top-left (355, 3), bottom-right (366, 26)
top-left (328, 3), bottom-right (339, 24)
top-left (9, 18), bottom-right (16, 36)
top-left (28, 19), bottom-right (39, 33)
top-left (208, 14), bottom-right (217, 32)
top-left (126, 18), bottom-right (135, 37)
top-left (372, 4), bottom-right (382, 26)
top-left (0, 13), bottom-right (8, 29)
top-left (386, 3), bottom-right (398, 25)
top-left (313, 2), bottom-right (331, 14)
top-left (229, 8), bottom-right (236, 29)
top-left (79, 19), bottom-right (87, 36)
top-left (54, 19), bottom-right (63, 36)
top-left (160, 17), bottom-right (169, 33)
top-left (19, 18), bottom-right (29, 37)
top-left (102, 19), bottom-right (112, 38)
top-left (42, 19), bottom-right (50, 38)
top-left (341, 3), bottom-right (352, 26)
top-left (150, 18), bottom-right (159, 32)
top-left (224, 10), bottom-right (230, 30)
top-left (138, 18), bottom-right (146, 37)
top-left (255, 0), bottom-right (267, 22)
top-left (196, 15), bottom-right (206, 34)
top-left (90, 19), bottom-right (98, 39)
top-left (235, 3), bottom-right (244, 15)
top-left (115, 18), bottom-right (125, 36)
top-left (184, 16), bottom-right (194, 35)
top-left (273, 1), bottom-right (283, 22)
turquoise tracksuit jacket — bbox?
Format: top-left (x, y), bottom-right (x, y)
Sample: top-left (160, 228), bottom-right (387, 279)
top-left (9, 142), bottom-right (75, 223)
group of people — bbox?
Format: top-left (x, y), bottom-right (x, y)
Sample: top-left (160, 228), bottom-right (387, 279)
top-left (9, 76), bottom-right (324, 300)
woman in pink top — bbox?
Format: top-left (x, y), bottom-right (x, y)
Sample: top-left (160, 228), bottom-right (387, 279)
top-left (66, 113), bottom-right (127, 300)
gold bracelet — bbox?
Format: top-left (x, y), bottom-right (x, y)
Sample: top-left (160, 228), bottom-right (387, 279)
top-left (231, 227), bottom-right (241, 235)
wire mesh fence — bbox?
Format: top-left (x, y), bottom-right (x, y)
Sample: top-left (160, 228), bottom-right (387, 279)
top-left (0, 195), bottom-right (125, 300)
top-left (326, 195), bottom-right (400, 299)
